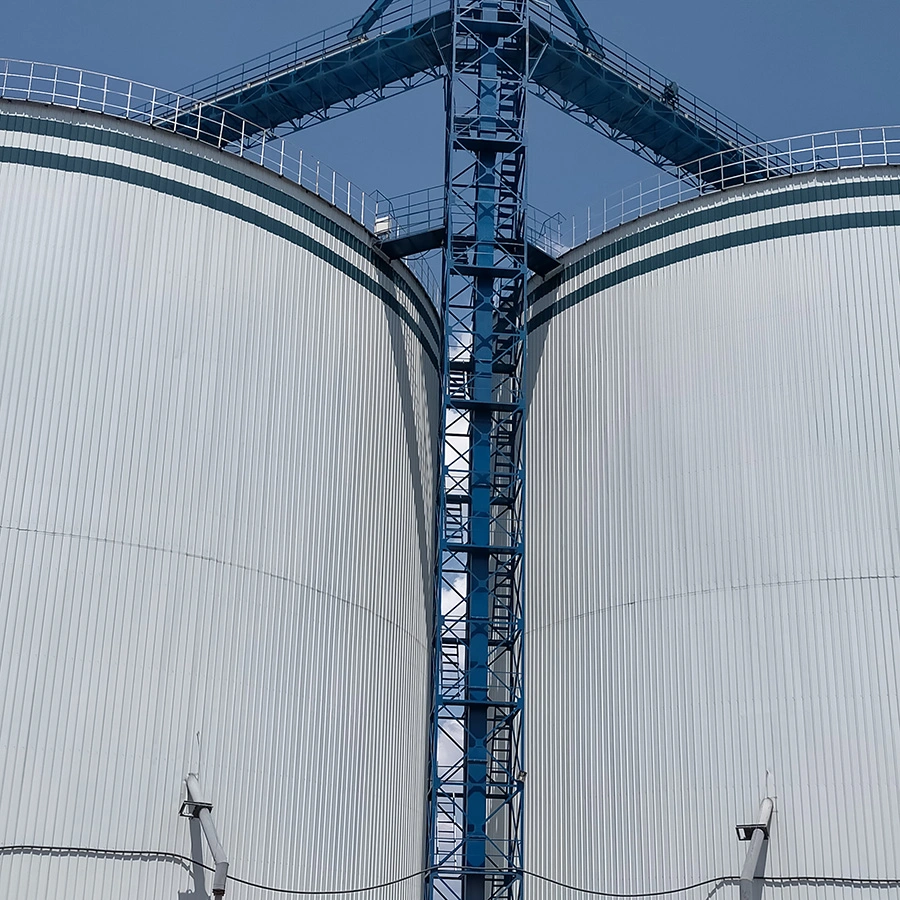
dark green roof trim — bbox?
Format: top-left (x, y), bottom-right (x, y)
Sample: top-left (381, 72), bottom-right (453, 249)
top-left (0, 108), bottom-right (440, 346)
top-left (528, 210), bottom-right (900, 333)
top-left (0, 141), bottom-right (439, 370)
top-left (530, 175), bottom-right (900, 307)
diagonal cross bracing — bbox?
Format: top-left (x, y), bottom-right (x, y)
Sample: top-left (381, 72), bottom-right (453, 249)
top-left (426, 4), bottom-right (527, 900)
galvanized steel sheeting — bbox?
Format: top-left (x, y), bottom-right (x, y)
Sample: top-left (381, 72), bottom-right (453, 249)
top-left (0, 104), bottom-right (439, 900)
top-left (525, 169), bottom-right (900, 898)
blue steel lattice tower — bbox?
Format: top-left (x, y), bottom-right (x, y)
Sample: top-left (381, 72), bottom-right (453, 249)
top-left (427, 4), bottom-right (527, 900)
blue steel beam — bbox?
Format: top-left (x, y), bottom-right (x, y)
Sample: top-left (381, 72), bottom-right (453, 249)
top-left (551, 0), bottom-right (604, 58)
top-left (427, 4), bottom-right (527, 900)
top-left (348, 0), bottom-right (403, 39)
top-left (379, 225), bottom-right (560, 275)
top-left (372, 185), bottom-right (562, 271)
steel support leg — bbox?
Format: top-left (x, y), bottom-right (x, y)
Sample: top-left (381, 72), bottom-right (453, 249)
top-left (737, 798), bottom-right (774, 900)
top-left (181, 774), bottom-right (229, 897)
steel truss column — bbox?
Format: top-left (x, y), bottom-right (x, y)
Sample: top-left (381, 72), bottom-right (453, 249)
top-left (427, 4), bottom-right (528, 900)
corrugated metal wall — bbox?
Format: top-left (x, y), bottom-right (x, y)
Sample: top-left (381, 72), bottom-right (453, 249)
top-left (0, 102), bottom-right (440, 900)
top-left (525, 168), bottom-right (900, 898)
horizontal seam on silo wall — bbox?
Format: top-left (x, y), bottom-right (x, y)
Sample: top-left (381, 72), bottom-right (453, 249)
top-left (528, 210), bottom-right (900, 332)
top-left (0, 523), bottom-right (430, 651)
top-left (526, 574), bottom-right (900, 635)
top-left (529, 176), bottom-right (900, 305)
top-left (0, 111), bottom-right (440, 346)
top-left (0, 143), bottom-right (440, 370)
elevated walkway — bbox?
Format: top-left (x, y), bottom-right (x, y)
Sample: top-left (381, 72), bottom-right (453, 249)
top-left (171, 1), bottom-right (451, 139)
top-left (174, 1), bottom-right (785, 190)
top-left (371, 186), bottom-right (565, 275)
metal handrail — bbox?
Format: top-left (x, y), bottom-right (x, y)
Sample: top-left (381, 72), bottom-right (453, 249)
top-left (375, 185), bottom-right (567, 259)
top-left (177, 0), bottom-right (450, 104)
top-left (562, 125), bottom-right (900, 248)
top-left (0, 58), bottom-right (438, 295)
top-left (528, 1), bottom-right (765, 153)
top-left (6, 65), bottom-right (894, 292)
top-left (0, 59), bottom-right (373, 225)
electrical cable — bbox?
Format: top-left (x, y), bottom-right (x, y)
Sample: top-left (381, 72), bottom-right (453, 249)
top-left (225, 867), bottom-right (434, 894)
top-left (0, 844), bottom-right (216, 872)
top-left (522, 869), bottom-right (900, 896)
top-left (0, 845), bottom-right (215, 871)
top-left (0, 846), bottom-right (431, 895)
top-left (3, 846), bottom-right (900, 895)
top-left (763, 877), bottom-right (900, 887)
top-left (522, 869), bottom-right (734, 897)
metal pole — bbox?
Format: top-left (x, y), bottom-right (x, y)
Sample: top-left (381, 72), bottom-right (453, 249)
top-left (737, 797), bottom-right (774, 900)
top-left (184, 774), bottom-right (229, 897)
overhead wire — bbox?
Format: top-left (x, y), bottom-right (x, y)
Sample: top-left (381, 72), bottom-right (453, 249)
top-left (521, 870), bottom-right (900, 895)
top-left (3, 846), bottom-right (900, 895)
top-left (226, 867), bottom-right (434, 894)
top-left (0, 845), bottom-right (213, 871)
top-left (522, 869), bottom-right (735, 897)
top-left (0, 846), bottom-right (431, 894)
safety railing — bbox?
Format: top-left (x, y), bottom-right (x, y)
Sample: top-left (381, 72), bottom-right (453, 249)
top-left (374, 185), bottom-right (568, 260)
top-left (400, 252), bottom-right (443, 305)
top-left (0, 59), bottom-right (272, 148)
top-left (0, 60), bottom-right (379, 222)
top-left (178, 0), bottom-right (451, 104)
top-left (375, 185), bottom-right (445, 239)
top-left (563, 126), bottom-right (900, 247)
top-left (390, 127), bottom-right (900, 276)
top-left (529, 1), bottom-right (765, 153)
top-left (0, 59), bottom-right (448, 301)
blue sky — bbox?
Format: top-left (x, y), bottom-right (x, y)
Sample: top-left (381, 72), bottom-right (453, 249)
top-left (3, 0), bottom-right (898, 225)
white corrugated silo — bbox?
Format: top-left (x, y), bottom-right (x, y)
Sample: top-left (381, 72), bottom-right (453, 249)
top-left (0, 97), bottom-right (440, 899)
top-left (526, 164), bottom-right (900, 898)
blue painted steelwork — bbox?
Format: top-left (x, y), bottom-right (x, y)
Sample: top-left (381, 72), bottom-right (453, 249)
top-left (525, 4), bottom-right (788, 183)
top-left (374, 184), bottom-right (562, 273)
top-left (426, 4), bottom-right (528, 900)
top-left (178, 1), bottom-right (778, 188)
top-left (549, 0), bottom-right (604, 58)
top-left (349, 0), bottom-right (405, 39)
top-left (171, 2), bottom-right (451, 139)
